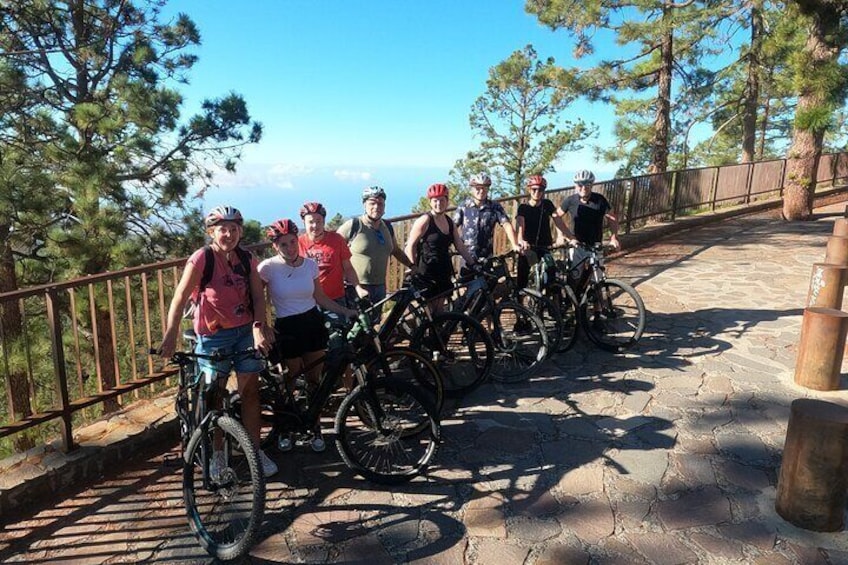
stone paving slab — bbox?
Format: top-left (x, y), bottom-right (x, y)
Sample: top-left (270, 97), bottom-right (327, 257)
top-left (2, 202), bottom-right (848, 563)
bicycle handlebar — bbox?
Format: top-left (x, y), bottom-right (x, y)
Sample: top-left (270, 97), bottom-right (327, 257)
top-left (149, 347), bottom-right (261, 367)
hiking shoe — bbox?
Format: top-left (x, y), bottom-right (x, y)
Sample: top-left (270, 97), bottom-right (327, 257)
top-left (259, 449), bottom-right (278, 477)
top-left (210, 450), bottom-right (226, 481)
top-left (277, 433), bottom-right (294, 452)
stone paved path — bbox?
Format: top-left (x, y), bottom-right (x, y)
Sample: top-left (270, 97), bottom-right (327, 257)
top-left (2, 205), bottom-right (848, 564)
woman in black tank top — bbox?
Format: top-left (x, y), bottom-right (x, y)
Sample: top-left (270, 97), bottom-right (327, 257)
top-left (404, 183), bottom-right (476, 311)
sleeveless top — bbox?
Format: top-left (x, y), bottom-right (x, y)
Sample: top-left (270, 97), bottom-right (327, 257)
top-left (416, 213), bottom-right (454, 282)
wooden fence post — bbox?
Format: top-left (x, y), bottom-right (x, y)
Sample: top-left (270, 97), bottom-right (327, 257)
top-left (710, 167), bottom-right (720, 211)
top-left (744, 162), bottom-right (755, 204)
top-left (776, 398), bottom-right (848, 532)
top-left (669, 171), bottom-right (680, 221)
top-left (45, 288), bottom-right (75, 452)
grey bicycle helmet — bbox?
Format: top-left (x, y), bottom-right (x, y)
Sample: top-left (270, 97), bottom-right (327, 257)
top-left (573, 170), bottom-right (595, 185)
top-left (362, 185), bottom-right (387, 202)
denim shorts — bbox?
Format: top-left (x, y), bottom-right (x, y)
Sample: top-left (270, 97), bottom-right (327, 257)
top-left (195, 324), bottom-right (263, 383)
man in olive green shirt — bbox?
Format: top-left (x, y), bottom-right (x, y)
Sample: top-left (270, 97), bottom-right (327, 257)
top-left (337, 186), bottom-right (413, 305)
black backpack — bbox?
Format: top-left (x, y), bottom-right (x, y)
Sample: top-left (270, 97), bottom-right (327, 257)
top-left (183, 245), bottom-right (253, 319)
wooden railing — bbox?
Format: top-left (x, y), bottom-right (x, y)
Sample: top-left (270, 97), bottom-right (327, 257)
top-left (2, 152), bottom-right (847, 455)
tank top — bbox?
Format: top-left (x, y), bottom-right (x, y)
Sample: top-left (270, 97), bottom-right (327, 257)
top-left (417, 213), bottom-right (454, 280)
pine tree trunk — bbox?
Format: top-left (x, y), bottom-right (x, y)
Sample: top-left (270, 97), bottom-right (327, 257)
top-left (95, 307), bottom-right (121, 413)
top-left (649, 10), bottom-right (673, 175)
top-left (782, 1), bottom-right (842, 221)
top-left (741, 4), bottom-right (762, 163)
top-left (0, 225), bottom-right (35, 451)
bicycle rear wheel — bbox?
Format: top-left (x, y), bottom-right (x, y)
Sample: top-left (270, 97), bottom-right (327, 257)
top-left (488, 301), bottom-right (548, 383)
top-left (580, 279), bottom-right (646, 352)
top-left (366, 347), bottom-right (445, 417)
top-left (183, 415), bottom-right (265, 561)
top-left (410, 311), bottom-right (494, 397)
top-left (335, 377), bottom-right (440, 484)
top-left (518, 288), bottom-right (563, 353)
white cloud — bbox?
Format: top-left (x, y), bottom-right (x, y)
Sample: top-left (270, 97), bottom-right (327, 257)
top-left (210, 162), bottom-right (314, 190)
top-left (333, 169), bottom-right (372, 182)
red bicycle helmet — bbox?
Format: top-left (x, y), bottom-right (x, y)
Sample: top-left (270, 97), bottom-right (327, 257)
top-left (427, 183), bottom-right (448, 199)
top-left (299, 201), bottom-right (327, 219)
top-left (204, 205), bottom-right (244, 228)
top-left (526, 175), bottom-right (547, 189)
top-left (265, 218), bottom-right (298, 241)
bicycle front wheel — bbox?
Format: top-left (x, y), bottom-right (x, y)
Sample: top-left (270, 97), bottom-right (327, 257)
top-left (335, 377), bottom-right (440, 484)
top-left (580, 279), bottom-right (646, 352)
top-left (183, 415), bottom-right (265, 561)
top-left (546, 283), bottom-right (579, 352)
top-left (488, 301), bottom-right (548, 383)
top-left (410, 311), bottom-right (494, 397)
top-left (366, 347), bottom-right (445, 418)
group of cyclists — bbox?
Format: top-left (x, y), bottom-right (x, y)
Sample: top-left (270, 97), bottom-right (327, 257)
top-left (160, 169), bottom-right (620, 479)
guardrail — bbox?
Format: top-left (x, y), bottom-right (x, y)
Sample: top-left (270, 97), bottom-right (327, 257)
top-left (2, 152), bottom-right (846, 455)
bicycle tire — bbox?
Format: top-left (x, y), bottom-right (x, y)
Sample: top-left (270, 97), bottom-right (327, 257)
top-left (335, 377), bottom-right (440, 484)
top-left (487, 301), bottom-right (548, 383)
top-left (410, 311), bottom-right (494, 397)
top-left (518, 288), bottom-right (564, 353)
top-left (365, 348), bottom-right (445, 418)
top-left (580, 278), bottom-right (646, 352)
top-left (545, 283), bottom-right (579, 352)
top-left (183, 415), bottom-right (265, 561)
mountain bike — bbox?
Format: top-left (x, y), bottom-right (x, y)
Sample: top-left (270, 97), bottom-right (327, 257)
top-left (448, 255), bottom-right (549, 383)
top-left (375, 271), bottom-right (494, 397)
top-left (553, 242), bottom-right (646, 352)
top-left (163, 347), bottom-right (265, 561)
top-left (233, 304), bottom-right (442, 484)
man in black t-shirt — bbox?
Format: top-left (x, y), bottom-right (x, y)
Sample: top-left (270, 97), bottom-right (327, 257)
top-left (516, 174), bottom-right (569, 289)
top-left (555, 169), bottom-right (620, 249)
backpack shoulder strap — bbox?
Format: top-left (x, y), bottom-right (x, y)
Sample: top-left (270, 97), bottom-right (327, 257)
top-left (235, 246), bottom-right (252, 276)
top-left (198, 245), bottom-right (215, 291)
top-left (384, 219), bottom-right (395, 239)
top-left (347, 215), bottom-right (361, 242)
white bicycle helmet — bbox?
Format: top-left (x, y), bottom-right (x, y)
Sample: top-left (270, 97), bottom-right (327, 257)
top-left (573, 170), bottom-right (595, 185)
top-left (362, 185), bottom-right (387, 202)
top-left (469, 172), bottom-right (492, 187)
top-left (204, 205), bottom-right (244, 228)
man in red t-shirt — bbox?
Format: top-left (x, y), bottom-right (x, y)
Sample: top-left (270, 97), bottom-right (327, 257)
top-left (298, 201), bottom-right (367, 306)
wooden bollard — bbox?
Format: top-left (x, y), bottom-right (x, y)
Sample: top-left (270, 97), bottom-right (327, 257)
top-left (833, 217), bottom-right (848, 237)
top-left (806, 263), bottom-right (848, 308)
top-left (824, 235), bottom-right (848, 265)
top-left (776, 398), bottom-right (848, 532)
top-left (794, 307), bottom-right (848, 390)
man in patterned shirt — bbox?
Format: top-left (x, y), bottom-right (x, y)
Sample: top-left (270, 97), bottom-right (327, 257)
top-left (453, 172), bottom-right (523, 265)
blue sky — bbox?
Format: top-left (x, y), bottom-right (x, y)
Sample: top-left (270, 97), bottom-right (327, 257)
top-left (166, 1), bottom-right (621, 223)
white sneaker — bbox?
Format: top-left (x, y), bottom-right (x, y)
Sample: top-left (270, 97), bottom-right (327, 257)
top-left (259, 449), bottom-right (278, 477)
top-left (210, 450), bottom-right (226, 481)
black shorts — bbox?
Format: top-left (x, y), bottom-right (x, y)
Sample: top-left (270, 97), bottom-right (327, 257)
top-left (273, 307), bottom-right (329, 360)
